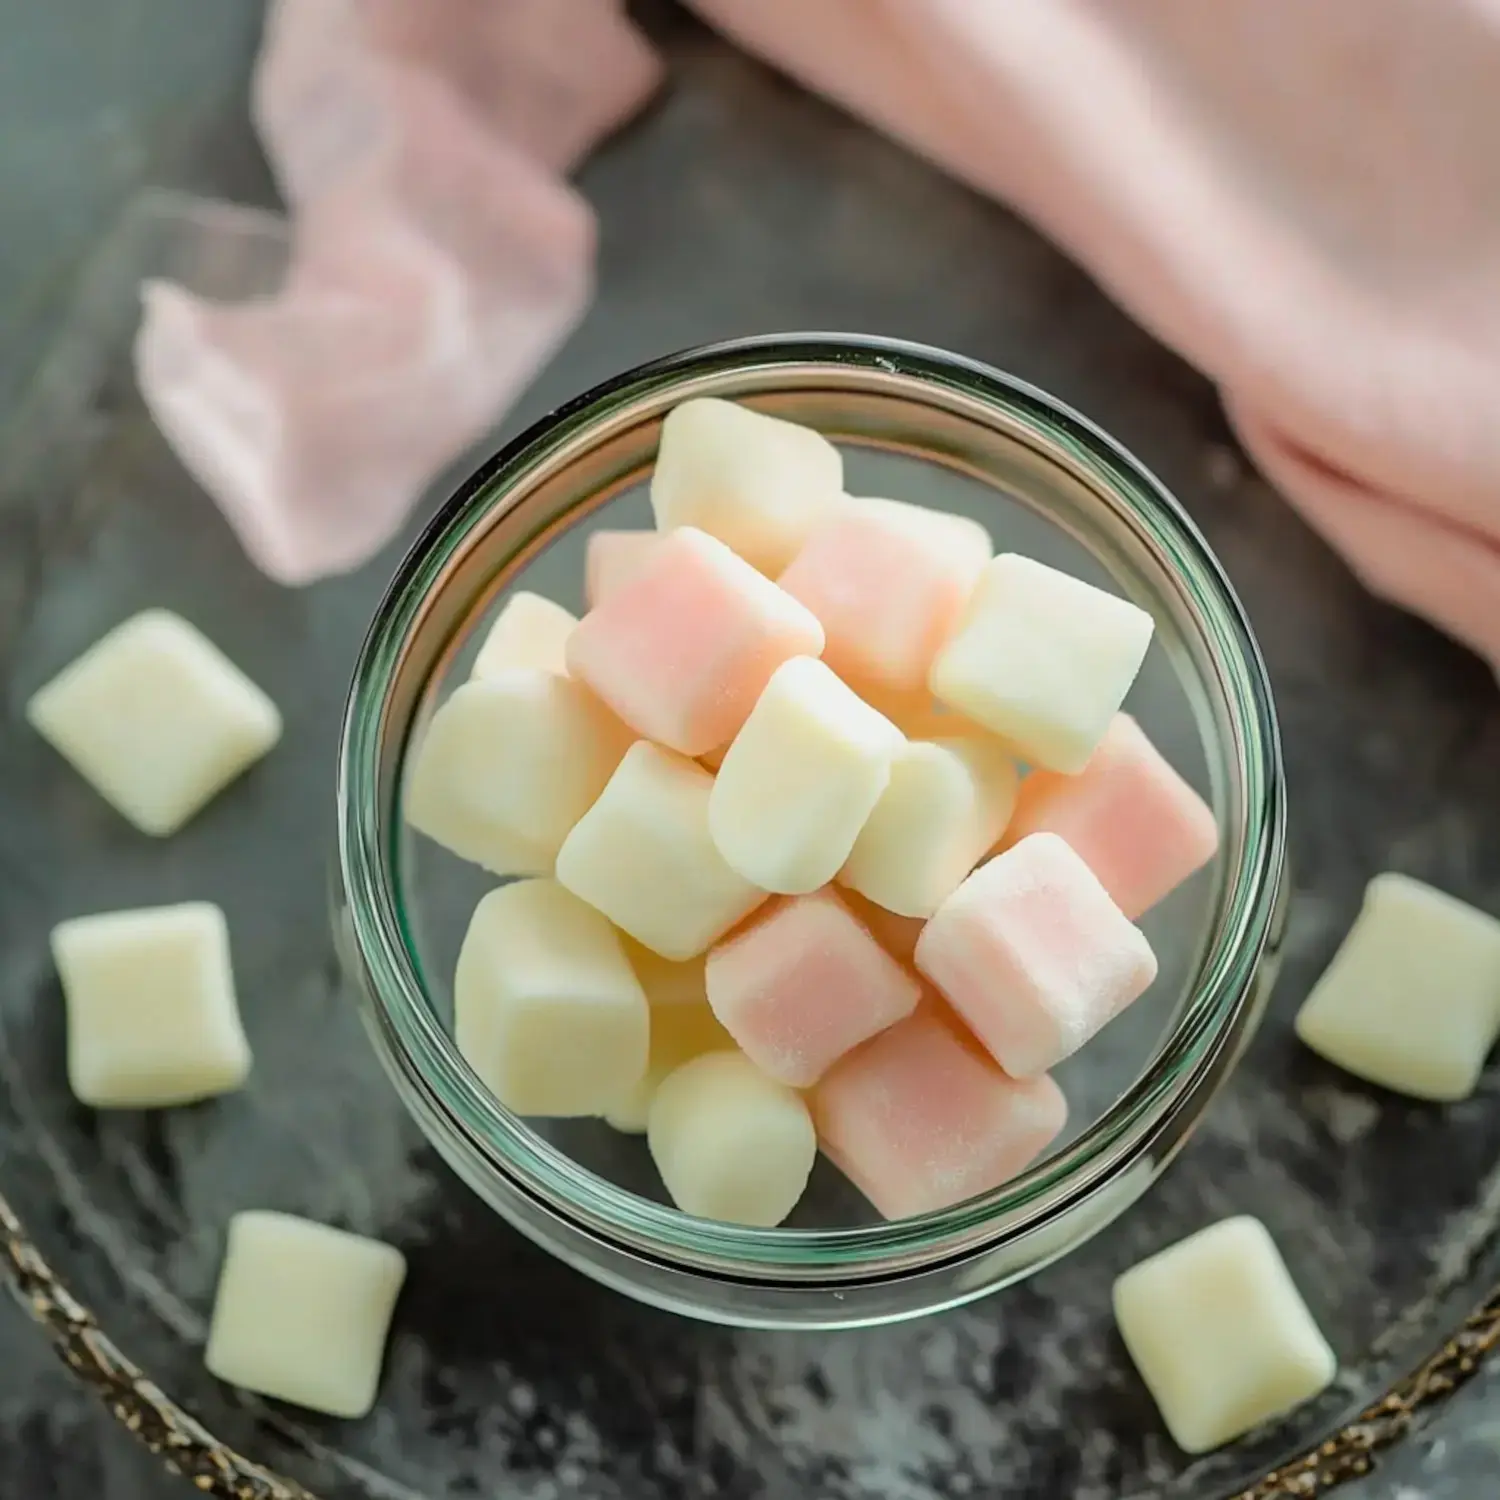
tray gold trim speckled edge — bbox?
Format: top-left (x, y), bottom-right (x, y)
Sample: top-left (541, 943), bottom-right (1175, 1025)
top-left (1, 1185), bottom-right (1496, 1500)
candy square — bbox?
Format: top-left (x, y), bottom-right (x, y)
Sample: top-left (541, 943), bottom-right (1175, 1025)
top-left (52, 903), bottom-right (252, 1109)
top-left (779, 496), bottom-right (992, 693)
top-left (471, 591), bottom-right (577, 678)
top-left (1002, 714), bottom-right (1218, 918)
top-left (840, 736), bottom-right (1020, 918)
top-left (648, 1050), bottom-right (817, 1226)
top-left (650, 397), bottom-right (843, 575)
top-left (622, 938), bottom-right (708, 1009)
top-left (1113, 1217), bottom-right (1337, 1453)
top-left (454, 880), bottom-right (649, 1117)
top-left (841, 890), bottom-right (925, 966)
top-left (709, 656), bottom-right (903, 894)
top-left (706, 889), bottom-right (922, 1087)
top-left (1294, 873), bottom-right (1500, 1101)
top-left (404, 668), bottom-right (632, 876)
top-left (916, 833), bottom-right (1157, 1077)
top-left (602, 1002), bottom-right (735, 1133)
top-left (930, 555), bottom-right (1154, 772)
top-left (814, 1007), bottom-right (1067, 1218)
top-left (556, 743), bottom-right (768, 960)
top-left (566, 527), bottom-right (825, 756)
top-left (584, 529), bottom-right (663, 607)
top-left (27, 610), bottom-right (281, 836)
top-left (205, 1211), bottom-right (407, 1418)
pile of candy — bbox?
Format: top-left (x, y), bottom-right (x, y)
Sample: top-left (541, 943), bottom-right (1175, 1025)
top-left (409, 397), bottom-right (1219, 1227)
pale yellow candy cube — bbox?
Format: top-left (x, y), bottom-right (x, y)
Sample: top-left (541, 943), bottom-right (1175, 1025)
top-left (1295, 873), bottom-right (1500, 1101)
top-left (471, 591), bottom-right (577, 679)
top-left (205, 1212), bottom-right (406, 1418)
top-left (52, 902), bottom-right (251, 1108)
top-left (603, 1002), bottom-right (735, 1133)
top-left (647, 1051), bottom-right (816, 1225)
top-left (840, 737), bottom-right (1020, 918)
top-left (709, 657), bottom-right (902, 894)
top-left (454, 880), bottom-right (649, 1118)
top-left (405, 669), bottom-right (632, 876)
top-left (1113, 1217), bottom-right (1336, 1454)
top-left (27, 609), bottom-right (281, 836)
top-left (930, 555), bottom-right (1154, 773)
top-left (557, 743), bottom-right (767, 960)
top-left (622, 937), bottom-right (709, 1009)
top-left (650, 398), bottom-right (843, 574)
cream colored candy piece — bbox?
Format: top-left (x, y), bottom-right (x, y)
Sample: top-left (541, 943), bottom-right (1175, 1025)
top-left (840, 737), bottom-right (1020, 918)
top-left (27, 609), bottom-right (281, 836)
top-left (205, 1212), bottom-right (406, 1419)
top-left (1294, 873), bottom-right (1500, 1101)
top-left (52, 903), bottom-right (251, 1109)
top-left (647, 1051), bottom-right (816, 1225)
top-left (557, 742), bottom-right (767, 960)
top-left (454, 880), bottom-right (649, 1117)
top-left (622, 937), bottom-right (708, 1009)
top-left (1113, 1217), bottom-right (1337, 1454)
top-left (471, 591), bottom-right (577, 679)
top-left (603, 1002), bottom-right (735, 1133)
top-left (930, 554), bottom-right (1154, 773)
top-left (584, 529), bottom-right (663, 606)
top-left (650, 397), bottom-right (843, 574)
top-left (710, 656), bottom-right (903, 894)
top-left (405, 669), bottom-right (631, 876)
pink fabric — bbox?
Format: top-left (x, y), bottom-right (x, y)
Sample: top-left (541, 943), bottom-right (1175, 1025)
top-left (687, 0), bottom-right (1500, 668)
top-left (139, 0), bottom-right (1500, 656)
top-left (136, 0), bottom-right (659, 584)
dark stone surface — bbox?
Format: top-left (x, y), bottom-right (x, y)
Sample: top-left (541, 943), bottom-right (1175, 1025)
top-left (1, 5), bottom-right (1498, 1498)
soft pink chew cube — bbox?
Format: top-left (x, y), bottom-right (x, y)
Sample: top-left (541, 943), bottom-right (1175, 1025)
top-left (1003, 715), bottom-right (1219, 920)
top-left (584, 530), bottom-right (663, 608)
top-left (779, 498), bottom-right (992, 694)
top-left (916, 833), bottom-right (1158, 1077)
top-left (565, 527), bottom-right (825, 757)
top-left (706, 888), bottom-right (922, 1087)
top-left (815, 1007), bottom-right (1067, 1219)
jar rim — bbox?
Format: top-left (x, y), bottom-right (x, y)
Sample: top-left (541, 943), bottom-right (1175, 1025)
top-left (336, 333), bottom-right (1287, 1283)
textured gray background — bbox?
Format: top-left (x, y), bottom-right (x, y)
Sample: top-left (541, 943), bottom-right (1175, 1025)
top-left (1, 3), bottom-right (1498, 1497)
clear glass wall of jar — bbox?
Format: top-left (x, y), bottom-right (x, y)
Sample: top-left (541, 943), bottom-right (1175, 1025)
top-left (334, 335), bottom-right (1288, 1330)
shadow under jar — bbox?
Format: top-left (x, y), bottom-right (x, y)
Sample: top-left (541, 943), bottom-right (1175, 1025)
top-left (334, 334), bottom-right (1288, 1330)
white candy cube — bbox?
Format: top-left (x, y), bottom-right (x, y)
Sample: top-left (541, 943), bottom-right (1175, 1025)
top-left (405, 670), bottom-right (631, 876)
top-left (1294, 873), bottom-right (1500, 1101)
top-left (622, 937), bottom-right (709, 1009)
top-left (454, 880), bottom-right (648, 1118)
top-left (840, 737), bottom-right (1020, 918)
top-left (709, 657), bottom-right (902, 894)
top-left (27, 610), bottom-right (281, 835)
top-left (930, 555), bottom-right (1154, 773)
top-left (1113, 1217), bottom-right (1337, 1454)
top-left (471, 591), bottom-right (577, 679)
top-left (603, 1002), bottom-right (735, 1133)
top-left (647, 1051), bottom-right (816, 1225)
top-left (557, 743), bottom-right (767, 960)
top-left (650, 398), bottom-right (843, 574)
top-left (205, 1211), bottom-right (406, 1418)
top-left (52, 903), bottom-right (251, 1108)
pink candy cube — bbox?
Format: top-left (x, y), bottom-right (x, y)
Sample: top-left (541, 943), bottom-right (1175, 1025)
top-left (566, 528), bottom-right (824, 757)
top-left (706, 888), bottom-right (922, 1087)
top-left (584, 530), bottom-right (663, 608)
top-left (815, 1007), bottom-right (1067, 1219)
top-left (1002, 715), bottom-right (1219, 919)
top-left (779, 498), bottom-right (992, 694)
top-left (916, 833), bottom-right (1157, 1077)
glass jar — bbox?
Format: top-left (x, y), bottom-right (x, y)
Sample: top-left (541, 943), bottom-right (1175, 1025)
top-left (334, 334), bottom-right (1287, 1330)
